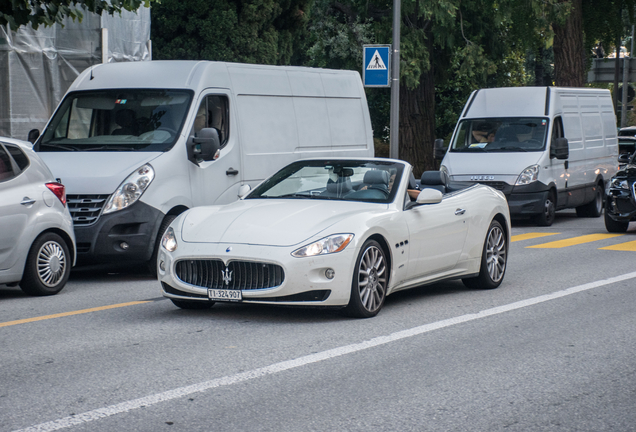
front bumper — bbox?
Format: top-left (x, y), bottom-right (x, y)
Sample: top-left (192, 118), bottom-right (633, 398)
top-left (157, 241), bottom-right (359, 307)
top-left (74, 201), bottom-right (164, 264)
top-left (462, 180), bottom-right (549, 217)
top-left (606, 187), bottom-right (636, 222)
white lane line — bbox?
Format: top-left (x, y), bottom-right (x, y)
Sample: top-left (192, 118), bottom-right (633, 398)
top-left (15, 271), bottom-right (636, 432)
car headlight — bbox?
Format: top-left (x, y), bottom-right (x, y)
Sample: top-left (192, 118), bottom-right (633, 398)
top-left (291, 234), bottom-right (354, 258)
top-left (515, 164), bottom-right (540, 186)
top-left (161, 227), bottom-right (178, 252)
top-left (103, 164), bottom-right (155, 214)
top-left (611, 178), bottom-right (629, 189)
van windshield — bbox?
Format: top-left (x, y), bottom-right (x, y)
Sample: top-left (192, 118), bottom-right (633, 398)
top-left (450, 117), bottom-right (549, 153)
top-left (38, 89), bottom-right (194, 152)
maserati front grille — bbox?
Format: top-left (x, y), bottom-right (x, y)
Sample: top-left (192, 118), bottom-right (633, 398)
top-left (175, 259), bottom-right (285, 290)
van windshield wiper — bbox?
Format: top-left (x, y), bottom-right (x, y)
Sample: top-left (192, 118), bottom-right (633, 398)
top-left (83, 146), bottom-right (138, 151)
top-left (38, 142), bottom-right (81, 151)
top-left (497, 146), bottom-right (528, 152)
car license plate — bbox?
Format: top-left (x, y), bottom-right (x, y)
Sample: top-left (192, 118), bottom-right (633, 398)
top-left (208, 288), bottom-right (242, 302)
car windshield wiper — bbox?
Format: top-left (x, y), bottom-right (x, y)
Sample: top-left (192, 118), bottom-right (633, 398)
top-left (38, 142), bottom-right (81, 151)
top-left (276, 193), bottom-right (317, 198)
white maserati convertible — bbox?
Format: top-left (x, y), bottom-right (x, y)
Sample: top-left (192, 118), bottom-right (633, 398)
top-left (157, 158), bottom-right (511, 318)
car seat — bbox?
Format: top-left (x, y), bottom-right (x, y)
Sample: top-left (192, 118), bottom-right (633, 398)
top-left (420, 171), bottom-right (446, 194)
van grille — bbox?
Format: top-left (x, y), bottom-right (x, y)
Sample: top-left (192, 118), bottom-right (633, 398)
top-left (474, 181), bottom-right (507, 191)
top-left (67, 194), bottom-right (110, 226)
top-left (175, 259), bottom-right (285, 290)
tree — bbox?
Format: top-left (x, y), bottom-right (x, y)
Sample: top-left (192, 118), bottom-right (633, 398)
top-left (151, 0), bottom-right (310, 65)
top-left (307, 0), bottom-right (526, 175)
top-left (0, 0), bottom-right (154, 30)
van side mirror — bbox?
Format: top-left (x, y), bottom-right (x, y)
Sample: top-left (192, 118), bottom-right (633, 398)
top-left (433, 138), bottom-right (446, 160)
top-left (188, 128), bottom-right (221, 163)
top-left (551, 137), bottom-right (569, 160)
top-left (27, 129), bottom-right (40, 144)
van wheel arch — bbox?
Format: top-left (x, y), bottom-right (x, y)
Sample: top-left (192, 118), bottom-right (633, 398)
top-left (147, 206), bottom-right (189, 276)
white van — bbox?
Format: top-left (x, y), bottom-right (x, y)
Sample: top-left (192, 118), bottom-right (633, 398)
top-left (436, 87), bottom-right (618, 226)
top-left (31, 61), bottom-right (374, 270)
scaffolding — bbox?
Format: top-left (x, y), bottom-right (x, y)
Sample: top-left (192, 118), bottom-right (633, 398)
top-left (0, 7), bottom-right (151, 140)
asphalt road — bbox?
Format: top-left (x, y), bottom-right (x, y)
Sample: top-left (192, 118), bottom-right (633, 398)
top-left (1, 210), bottom-right (636, 432)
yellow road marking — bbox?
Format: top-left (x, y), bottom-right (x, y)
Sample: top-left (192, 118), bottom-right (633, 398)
top-left (0, 301), bottom-right (150, 328)
top-left (599, 240), bottom-right (636, 251)
top-left (511, 233), bottom-right (559, 242)
top-left (526, 233), bottom-right (624, 249)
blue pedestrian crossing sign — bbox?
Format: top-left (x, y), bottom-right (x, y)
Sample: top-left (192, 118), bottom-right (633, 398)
top-left (363, 45), bottom-right (391, 87)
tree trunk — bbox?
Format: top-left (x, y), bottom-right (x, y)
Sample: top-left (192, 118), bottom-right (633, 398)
top-left (553, 0), bottom-right (585, 87)
top-left (398, 62), bottom-right (436, 177)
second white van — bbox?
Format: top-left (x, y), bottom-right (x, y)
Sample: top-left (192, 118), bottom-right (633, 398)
top-left (436, 86), bottom-right (618, 226)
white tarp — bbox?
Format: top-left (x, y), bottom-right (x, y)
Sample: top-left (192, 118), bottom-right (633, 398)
top-left (0, 7), bottom-right (150, 140)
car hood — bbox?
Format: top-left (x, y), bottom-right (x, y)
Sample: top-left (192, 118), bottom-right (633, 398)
top-left (444, 152), bottom-right (543, 176)
top-left (180, 199), bottom-right (382, 247)
top-left (37, 151), bottom-right (161, 194)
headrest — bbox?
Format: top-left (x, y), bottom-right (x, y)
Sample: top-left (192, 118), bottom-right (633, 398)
top-left (421, 171), bottom-right (445, 186)
top-left (326, 177), bottom-right (352, 194)
top-left (363, 170), bottom-right (390, 185)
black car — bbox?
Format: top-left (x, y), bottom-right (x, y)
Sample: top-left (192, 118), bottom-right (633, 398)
top-left (605, 155), bottom-right (636, 232)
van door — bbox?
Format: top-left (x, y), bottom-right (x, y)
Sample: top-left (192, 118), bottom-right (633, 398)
top-left (188, 92), bottom-right (243, 206)
top-left (547, 116), bottom-right (569, 207)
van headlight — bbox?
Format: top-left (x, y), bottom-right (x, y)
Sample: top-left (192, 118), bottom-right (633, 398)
top-left (103, 164), bottom-right (155, 214)
top-left (291, 234), bottom-right (354, 258)
top-left (515, 164), bottom-right (540, 186)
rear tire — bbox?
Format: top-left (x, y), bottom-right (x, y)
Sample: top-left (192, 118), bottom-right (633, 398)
top-left (20, 233), bottom-right (71, 296)
top-left (462, 220), bottom-right (507, 290)
top-left (534, 191), bottom-right (556, 226)
top-left (148, 214), bottom-right (177, 277)
top-left (171, 299), bottom-right (215, 310)
top-left (576, 184), bottom-right (603, 218)
top-left (345, 239), bottom-right (388, 318)
top-left (604, 208), bottom-right (629, 233)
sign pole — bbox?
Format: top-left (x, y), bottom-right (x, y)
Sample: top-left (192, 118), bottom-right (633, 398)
top-left (389, 0), bottom-right (401, 159)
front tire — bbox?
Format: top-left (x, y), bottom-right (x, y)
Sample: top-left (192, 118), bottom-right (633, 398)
top-left (171, 299), bottom-right (215, 310)
top-left (534, 190), bottom-right (556, 226)
top-left (345, 240), bottom-right (388, 318)
top-left (604, 207), bottom-right (629, 233)
top-left (463, 220), bottom-right (507, 290)
top-left (20, 233), bottom-right (71, 296)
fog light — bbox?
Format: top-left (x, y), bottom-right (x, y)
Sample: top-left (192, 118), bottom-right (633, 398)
top-left (120, 242), bottom-right (129, 250)
top-left (159, 260), bottom-right (165, 271)
top-left (325, 268), bottom-right (335, 279)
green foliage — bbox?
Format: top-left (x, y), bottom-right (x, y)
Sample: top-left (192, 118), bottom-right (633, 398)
top-left (0, 0), bottom-right (154, 30)
top-left (152, 0), bottom-right (310, 65)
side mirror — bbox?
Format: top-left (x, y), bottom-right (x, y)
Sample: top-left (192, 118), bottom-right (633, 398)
top-left (551, 137), bottom-right (569, 160)
top-left (27, 129), bottom-right (40, 144)
top-left (416, 188), bottom-right (443, 205)
top-left (238, 184), bottom-right (251, 199)
top-left (433, 139), bottom-right (446, 160)
top-left (188, 128), bottom-right (221, 163)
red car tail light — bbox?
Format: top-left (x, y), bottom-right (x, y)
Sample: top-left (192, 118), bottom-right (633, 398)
top-left (45, 182), bottom-right (66, 207)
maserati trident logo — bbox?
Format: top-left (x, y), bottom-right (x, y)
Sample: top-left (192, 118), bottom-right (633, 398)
top-left (222, 267), bottom-right (233, 286)
top-left (470, 175), bottom-right (495, 181)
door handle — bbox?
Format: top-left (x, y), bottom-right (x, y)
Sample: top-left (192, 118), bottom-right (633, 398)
top-left (226, 168), bottom-right (239, 176)
top-left (455, 208), bottom-right (466, 215)
top-left (21, 197), bottom-right (36, 206)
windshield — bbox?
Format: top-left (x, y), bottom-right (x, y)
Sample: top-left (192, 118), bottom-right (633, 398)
top-left (38, 89), bottom-right (194, 152)
top-left (450, 117), bottom-right (549, 153)
top-left (247, 160), bottom-right (405, 203)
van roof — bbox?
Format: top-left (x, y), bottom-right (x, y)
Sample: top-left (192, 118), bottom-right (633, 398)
top-left (68, 61), bottom-right (364, 98)
top-left (462, 86), bottom-right (612, 118)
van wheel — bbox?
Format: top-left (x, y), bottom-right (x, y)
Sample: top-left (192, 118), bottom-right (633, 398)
top-left (148, 214), bottom-right (177, 277)
top-left (534, 191), bottom-right (556, 226)
top-left (604, 208), bottom-right (629, 233)
top-left (576, 184), bottom-right (604, 218)
top-left (20, 233), bottom-right (71, 296)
